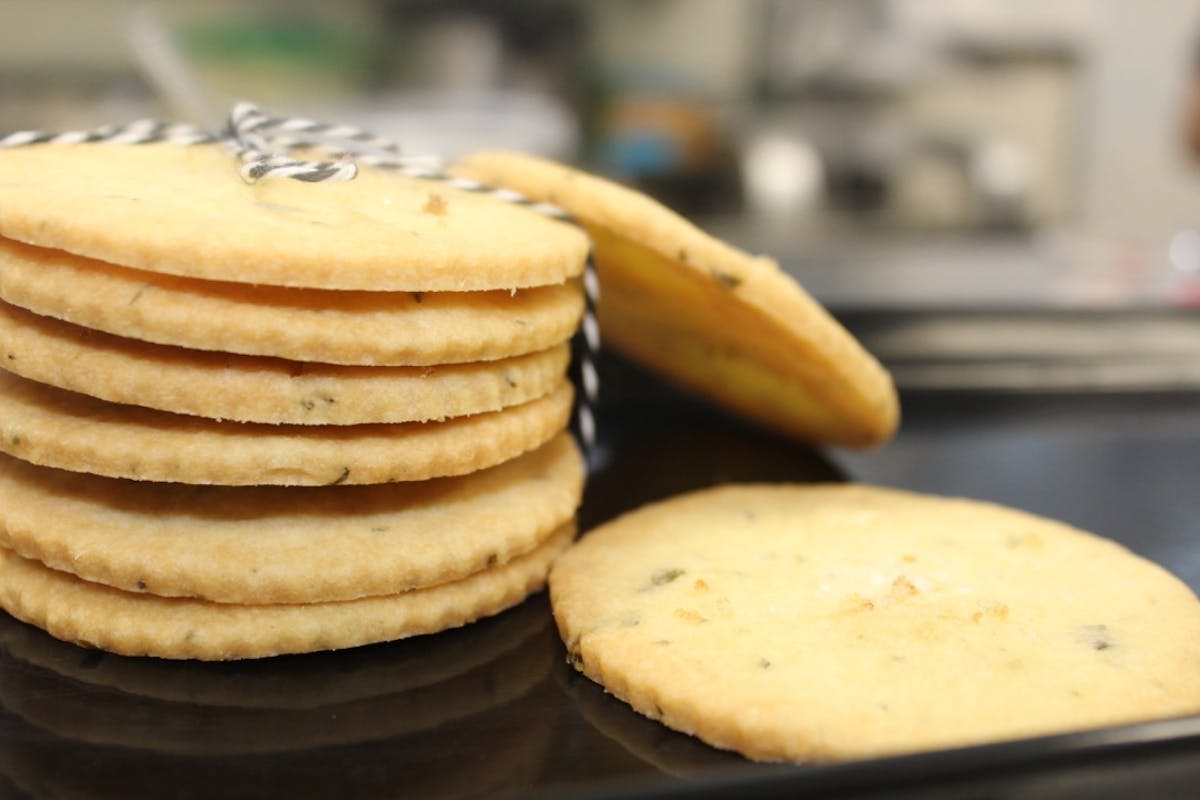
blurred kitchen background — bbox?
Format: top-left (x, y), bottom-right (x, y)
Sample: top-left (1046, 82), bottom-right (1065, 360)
top-left (5, 0), bottom-right (1200, 392)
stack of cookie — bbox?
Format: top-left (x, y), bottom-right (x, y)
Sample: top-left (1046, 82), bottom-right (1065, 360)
top-left (0, 142), bottom-right (588, 660)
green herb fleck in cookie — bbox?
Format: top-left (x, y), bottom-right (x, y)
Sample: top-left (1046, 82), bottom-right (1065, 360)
top-left (648, 567), bottom-right (685, 587)
top-left (1080, 624), bottom-right (1117, 651)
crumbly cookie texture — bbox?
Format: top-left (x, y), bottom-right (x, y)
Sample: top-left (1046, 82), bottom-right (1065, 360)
top-left (0, 433), bottom-right (582, 603)
top-left (455, 151), bottom-right (898, 448)
top-left (0, 369), bottom-right (572, 485)
top-left (0, 522), bottom-right (573, 660)
top-left (550, 484), bottom-right (1200, 762)
top-left (0, 237), bottom-right (583, 366)
top-left (0, 144), bottom-right (587, 291)
top-left (0, 301), bottom-right (570, 425)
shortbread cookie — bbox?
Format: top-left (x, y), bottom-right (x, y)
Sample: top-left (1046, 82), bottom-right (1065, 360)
top-left (0, 370), bottom-right (572, 485)
top-left (0, 521), bottom-right (573, 660)
top-left (0, 433), bottom-right (582, 603)
top-left (0, 620), bottom-right (554, 754)
top-left (0, 237), bottom-right (584, 366)
top-left (456, 151), bottom-right (898, 447)
top-left (550, 484), bottom-right (1200, 762)
top-left (0, 301), bottom-right (570, 425)
top-left (0, 144), bottom-right (588, 291)
top-left (0, 594), bottom-right (550, 709)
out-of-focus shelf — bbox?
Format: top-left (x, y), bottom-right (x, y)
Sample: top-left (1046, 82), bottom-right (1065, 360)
top-left (838, 308), bottom-right (1200, 392)
top-left (701, 216), bottom-right (1187, 312)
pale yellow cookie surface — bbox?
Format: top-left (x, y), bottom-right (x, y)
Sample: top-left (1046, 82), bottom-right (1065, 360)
top-left (550, 484), bottom-right (1200, 762)
top-left (456, 151), bottom-right (898, 448)
top-left (0, 433), bottom-right (582, 603)
top-left (0, 370), bottom-right (572, 485)
top-left (0, 522), bottom-right (573, 660)
top-left (0, 301), bottom-right (569, 425)
top-left (0, 238), bottom-right (583, 366)
top-left (0, 144), bottom-right (587, 291)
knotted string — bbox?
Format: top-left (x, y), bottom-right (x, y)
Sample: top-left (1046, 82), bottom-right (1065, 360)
top-left (224, 102), bottom-right (359, 183)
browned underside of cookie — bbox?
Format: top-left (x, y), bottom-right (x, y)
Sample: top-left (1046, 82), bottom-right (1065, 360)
top-left (455, 150), bottom-right (899, 448)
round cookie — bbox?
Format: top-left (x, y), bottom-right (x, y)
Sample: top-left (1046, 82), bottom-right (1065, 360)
top-left (0, 521), bottom-right (573, 660)
top-left (0, 370), bottom-right (573, 485)
top-left (0, 433), bottom-right (583, 603)
top-left (455, 151), bottom-right (898, 448)
top-left (550, 484), bottom-right (1200, 762)
top-left (0, 237), bottom-right (584, 366)
top-left (0, 300), bottom-right (570, 425)
top-left (0, 144), bottom-right (588, 291)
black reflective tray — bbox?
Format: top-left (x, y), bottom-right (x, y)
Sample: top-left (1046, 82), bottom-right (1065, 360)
top-left (2, 351), bottom-right (1200, 800)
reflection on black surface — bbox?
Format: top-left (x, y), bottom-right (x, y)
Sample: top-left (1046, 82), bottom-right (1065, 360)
top-left (582, 352), bottom-right (846, 531)
top-left (0, 594), bottom-right (549, 711)
top-left (0, 697), bottom-right (553, 800)
top-left (0, 600), bottom-right (560, 797)
top-left (556, 666), bottom-right (744, 779)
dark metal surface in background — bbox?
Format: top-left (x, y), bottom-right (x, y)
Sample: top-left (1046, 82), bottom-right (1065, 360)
top-left (1, 350), bottom-right (1199, 799)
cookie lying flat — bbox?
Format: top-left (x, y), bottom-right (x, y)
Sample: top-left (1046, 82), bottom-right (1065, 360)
top-left (456, 151), bottom-right (898, 448)
top-left (0, 433), bottom-right (582, 603)
top-left (0, 144), bottom-right (587, 291)
top-left (0, 237), bottom-right (583, 366)
top-left (0, 301), bottom-right (570, 425)
top-left (0, 370), bottom-right (572, 485)
top-left (550, 484), bottom-right (1200, 762)
top-left (0, 522), bottom-right (573, 660)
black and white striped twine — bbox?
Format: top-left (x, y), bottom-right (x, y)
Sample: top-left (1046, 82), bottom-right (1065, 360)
top-left (1, 102), bottom-right (600, 451)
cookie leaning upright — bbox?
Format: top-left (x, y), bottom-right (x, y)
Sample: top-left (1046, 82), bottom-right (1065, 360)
top-left (455, 151), bottom-right (899, 448)
top-left (0, 132), bottom-right (590, 659)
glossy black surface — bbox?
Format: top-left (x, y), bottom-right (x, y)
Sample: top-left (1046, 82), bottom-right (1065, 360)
top-left (2, 351), bottom-right (1199, 799)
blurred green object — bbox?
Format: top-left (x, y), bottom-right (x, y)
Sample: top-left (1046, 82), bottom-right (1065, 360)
top-left (180, 19), bottom-right (369, 73)
top-left (175, 17), bottom-right (372, 110)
